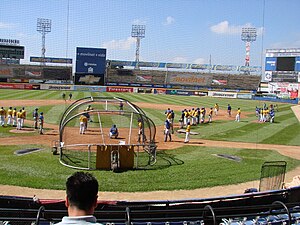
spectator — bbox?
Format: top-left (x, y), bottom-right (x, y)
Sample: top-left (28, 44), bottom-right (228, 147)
top-left (56, 172), bottom-right (101, 225)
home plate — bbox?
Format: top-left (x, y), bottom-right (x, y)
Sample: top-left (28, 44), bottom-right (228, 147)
top-left (176, 129), bottom-right (199, 135)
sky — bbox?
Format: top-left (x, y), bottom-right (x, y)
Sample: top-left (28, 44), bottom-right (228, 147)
top-left (0, 0), bottom-right (299, 68)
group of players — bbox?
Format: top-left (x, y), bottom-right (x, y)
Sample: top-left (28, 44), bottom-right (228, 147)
top-left (0, 106), bottom-right (44, 134)
top-left (255, 104), bottom-right (277, 123)
top-left (163, 103), bottom-right (244, 143)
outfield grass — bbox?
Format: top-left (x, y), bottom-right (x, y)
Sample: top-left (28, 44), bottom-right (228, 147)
top-left (0, 89), bottom-right (300, 192)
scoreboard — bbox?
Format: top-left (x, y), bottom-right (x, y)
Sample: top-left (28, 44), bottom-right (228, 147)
top-left (265, 48), bottom-right (300, 82)
top-left (0, 44), bottom-right (25, 59)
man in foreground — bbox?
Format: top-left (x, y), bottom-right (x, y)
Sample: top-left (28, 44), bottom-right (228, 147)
top-left (56, 172), bottom-right (102, 225)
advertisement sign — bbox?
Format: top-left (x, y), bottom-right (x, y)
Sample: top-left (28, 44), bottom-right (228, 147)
top-left (75, 73), bottom-right (104, 85)
top-left (265, 57), bottom-right (277, 71)
top-left (268, 82), bottom-right (299, 99)
top-left (106, 87), bottom-right (133, 92)
top-left (264, 71), bottom-right (272, 82)
top-left (208, 91), bottom-right (237, 98)
top-left (30, 56), bottom-right (72, 64)
top-left (211, 79), bottom-right (227, 86)
top-left (0, 83), bottom-right (33, 89)
top-left (74, 85), bottom-right (106, 92)
top-left (40, 84), bottom-right (73, 91)
top-left (76, 47), bottom-right (106, 74)
top-left (166, 90), bottom-right (193, 96)
top-left (295, 57), bottom-right (300, 71)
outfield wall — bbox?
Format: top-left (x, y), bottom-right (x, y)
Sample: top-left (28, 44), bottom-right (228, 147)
top-left (0, 82), bottom-right (298, 104)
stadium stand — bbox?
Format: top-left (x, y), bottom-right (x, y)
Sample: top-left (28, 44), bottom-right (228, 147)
top-left (1, 186), bottom-right (300, 225)
top-left (106, 68), bottom-right (261, 91)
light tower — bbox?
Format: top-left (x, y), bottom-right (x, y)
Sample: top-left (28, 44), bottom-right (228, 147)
top-left (241, 27), bottom-right (257, 67)
top-left (37, 18), bottom-right (52, 65)
top-left (131, 25), bottom-right (145, 69)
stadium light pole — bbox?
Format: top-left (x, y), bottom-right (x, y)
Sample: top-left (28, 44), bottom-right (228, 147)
top-left (241, 27), bottom-right (257, 69)
top-left (37, 18), bottom-right (52, 65)
top-left (131, 25), bottom-right (145, 69)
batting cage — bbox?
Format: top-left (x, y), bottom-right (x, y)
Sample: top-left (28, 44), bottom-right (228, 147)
top-left (259, 161), bottom-right (287, 192)
top-left (55, 96), bottom-right (157, 171)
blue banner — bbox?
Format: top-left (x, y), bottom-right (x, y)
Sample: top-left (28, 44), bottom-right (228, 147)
top-left (295, 57), bottom-right (300, 71)
top-left (265, 57), bottom-right (277, 71)
top-left (76, 47), bottom-right (106, 74)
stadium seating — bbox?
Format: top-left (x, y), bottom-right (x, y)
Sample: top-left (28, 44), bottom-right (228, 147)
top-left (1, 186), bottom-right (300, 225)
top-left (106, 68), bottom-right (261, 91)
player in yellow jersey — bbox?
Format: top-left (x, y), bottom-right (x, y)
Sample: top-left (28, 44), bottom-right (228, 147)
top-left (214, 103), bottom-right (219, 116)
top-left (6, 107), bottom-right (13, 126)
top-left (184, 122), bottom-right (191, 143)
top-left (16, 109), bottom-right (23, 130)
top-left (208, 107), bottom-right (213, 123)
top-left (79, 114), bottom-right (88, 134)
top-left (21, 107), bottom-right (26, 128)
top-left (12, 108), bottom-right (17, 127)
top-left (235, 108), bottom-right (241, 122)
top-left (0, 107), bottom-right (6, 126)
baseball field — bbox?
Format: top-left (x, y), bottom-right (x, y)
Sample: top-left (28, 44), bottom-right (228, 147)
top-left (0, 89), bottom-right (300, 201)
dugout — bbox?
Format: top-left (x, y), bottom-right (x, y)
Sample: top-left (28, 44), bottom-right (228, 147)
top-left (56, 96), bottom-right (157, 171)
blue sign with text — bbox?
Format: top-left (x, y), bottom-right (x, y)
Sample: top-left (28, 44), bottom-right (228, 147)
top-left (76, 47), bottom-right (106, 74)
top-left (265, 57), bottom-right (277, 71)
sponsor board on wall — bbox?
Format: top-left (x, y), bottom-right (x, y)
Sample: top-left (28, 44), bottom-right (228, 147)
top-left (208, 91), bottom-right (237, 98)
top-left (75, 73), bottom-right (104, 85)
top-left (74, 85), bottom-right (106, 92)
top-left (268, 82), bottom-right (299, 99)
top-left (76, 47), bottom-right (106, 74)
top-left (0, 83), bottom-right (34, 89)
top-left (106, 87), bottom-right (133, 92)
top-left (166, 90), bottom-right (193, 96)
top-left (40, 84), bottom-right (73, 91)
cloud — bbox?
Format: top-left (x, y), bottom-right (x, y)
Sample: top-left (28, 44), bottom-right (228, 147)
top-left (163, 16), bottom-right (175, 26)
top-left (102, 37), bottom-right (136, 50)
top-left (210, 20), bottom-right (263, 36)
top-left (193, 58), bottom-right (206, 64)
top-left (0, 22), bottom-right (14, 29)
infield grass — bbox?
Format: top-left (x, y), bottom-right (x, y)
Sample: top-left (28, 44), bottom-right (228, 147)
top-left (0, 144), bottom-right (299, 191)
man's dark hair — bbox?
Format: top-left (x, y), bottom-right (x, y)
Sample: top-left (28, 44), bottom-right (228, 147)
top-left (66, 172), bottom-right (99, 211)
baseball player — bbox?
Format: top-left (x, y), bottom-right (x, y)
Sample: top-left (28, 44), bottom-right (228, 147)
top-left (214, 103), bottom-right (219, 116)
top-left (33, 108), bottom-right (39, 129)
top-left (16, 109), bottom-right (23, 130)
top-left (137, 118), bottom-right (146, 143)
top-left (79, 114), bottom-right (88, 134)
top-left (21, 107), bottom-right (26, 128)
top-left (208, 107), bottom-right (213, 123)
top-left (6, 107), bottom-right (13, 126)
top-left (200, 107), bottom-right (205, 123)
top-left (227, 104), bottom-right (232, 117)
top-left (269, 109), bottom-right (275, 123)
top-left (38, 112), bottom-right (44, 134)
top-left (109, 124), bottom-right (119, 138)
top-left (62, 93), bottom-right (66, 101)
top-left (184, 122), bottom-right (191, 143)
top-left (0, 107), bottom-right (6, 127)
top-left (179, 110), bottom-right (184, 129)
top-left (12, 108), bottom-right (17, 127)
top-left (164, 119), bottom-right (172, 142)
top-left (235, 108), bottom-right (241, 122)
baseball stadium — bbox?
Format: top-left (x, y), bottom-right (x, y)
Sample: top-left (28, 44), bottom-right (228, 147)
top-left (1, 1), bottom-right (300, 224)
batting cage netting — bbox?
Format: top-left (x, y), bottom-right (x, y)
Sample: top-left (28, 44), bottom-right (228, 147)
top-left (55, 96), bottom-right (157, 171)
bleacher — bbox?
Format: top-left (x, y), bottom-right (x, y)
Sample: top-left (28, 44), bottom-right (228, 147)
top-left (1, 186), bottom-right (300, 225)
top-left (106, 68), bottom-right (261, 91)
